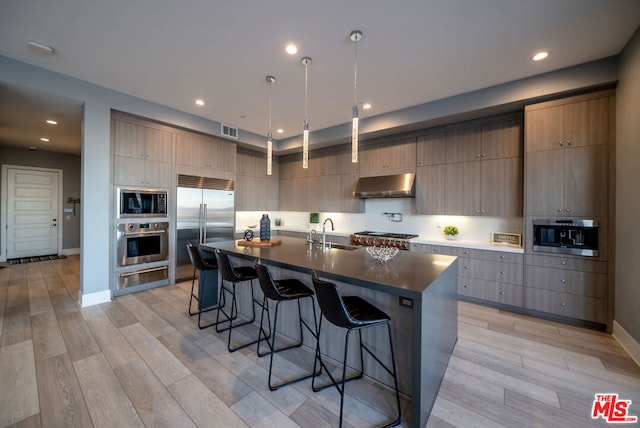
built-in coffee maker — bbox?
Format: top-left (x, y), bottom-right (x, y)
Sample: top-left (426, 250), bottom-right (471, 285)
top-left (532, 219), bottom-right (599, 257)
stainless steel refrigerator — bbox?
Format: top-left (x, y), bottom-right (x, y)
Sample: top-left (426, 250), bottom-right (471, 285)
top-left (175, 174), bottom-right (235, 282)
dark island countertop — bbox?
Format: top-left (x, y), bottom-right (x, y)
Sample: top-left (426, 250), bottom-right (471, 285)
top-left (203, 236), bottom-right (457, 298)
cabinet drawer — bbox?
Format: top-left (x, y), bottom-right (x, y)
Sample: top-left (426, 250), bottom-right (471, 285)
top-left (524, 287), bottom-right (606, 323)
top-left (459, 278), bottom-right (523, 306)
top-left (525, 266), bottom-right (607, 298)
top-left (451, 247), bottom-right (523, 264)
top-left (525, 254), bottom-right (607, 273)
top-left (459, 258), bottom-right (523, 285)
top-left (411, 243), bottom-right (452, 255)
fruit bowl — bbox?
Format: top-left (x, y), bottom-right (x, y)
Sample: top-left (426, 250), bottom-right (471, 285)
top-left (366, 246), bottom-right (399, 263)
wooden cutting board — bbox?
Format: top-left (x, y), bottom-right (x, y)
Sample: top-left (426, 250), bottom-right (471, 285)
top-left (237, 239), bottom-right (282, 247)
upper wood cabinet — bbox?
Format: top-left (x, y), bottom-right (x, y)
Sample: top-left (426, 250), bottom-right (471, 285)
top-left (235, 149), bottom-right (278, 211)
top-left (441, 117), bottom-right (523, 216)
top-left (175, 133), bottom-right (236, 175)
top-left (359, 138), bottom-right (416, 177)
top-left (524, 90), bottom-right (614, 217)
top-left (112, 119), bottom-right (174, 188)
top-left (416, 132), bottom-right (446, 166)
top-left (526, 93), bottom-right (611, 152)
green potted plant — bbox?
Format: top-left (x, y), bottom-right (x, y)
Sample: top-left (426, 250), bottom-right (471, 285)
top-left (444, 225), bottom-right (459, 240)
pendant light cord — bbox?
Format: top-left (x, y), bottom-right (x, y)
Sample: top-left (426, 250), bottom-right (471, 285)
top-left (354, 36), bottom-right (358, 105)
top-left (304, 62), bottom-right (309, 121)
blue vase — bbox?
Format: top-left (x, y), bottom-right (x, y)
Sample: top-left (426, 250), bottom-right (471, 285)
top-left (260, 214), bottom-right (271, 241)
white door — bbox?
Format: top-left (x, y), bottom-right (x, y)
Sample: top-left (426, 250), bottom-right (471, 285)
top-left (6, 168), bottom-right (60, 259)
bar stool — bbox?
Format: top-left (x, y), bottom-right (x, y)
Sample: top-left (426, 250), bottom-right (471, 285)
top-left (311, 271), bottom-right (401, 427)
top-left (186, 243), bottom-right (220, 329)
top-left (254, 259), bottom-right (319, 390)
top-left (214, 248), bottom-right (264, 352)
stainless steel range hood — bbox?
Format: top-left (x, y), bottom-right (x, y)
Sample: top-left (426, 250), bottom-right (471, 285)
top-left (353, 173), bottom-right (415, 198)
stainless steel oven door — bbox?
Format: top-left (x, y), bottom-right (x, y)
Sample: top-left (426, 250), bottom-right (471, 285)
top-left (117, 222), bottom-right (169, 266)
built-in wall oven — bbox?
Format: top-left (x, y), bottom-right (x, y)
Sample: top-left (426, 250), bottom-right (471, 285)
top-left (532, 219), bottom-right (599, 257)
top-left (115, 221), bottom-right (169, 292)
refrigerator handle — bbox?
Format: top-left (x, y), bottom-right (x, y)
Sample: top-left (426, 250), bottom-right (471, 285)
top-left (202, 203), bottom-right (208, 242)
top-left (199, 203), bottom-right (204, 244)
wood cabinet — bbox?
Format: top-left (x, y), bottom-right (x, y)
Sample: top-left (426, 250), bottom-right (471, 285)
top-left (235, 149), bottom-right (278, 211)
top-left (525, 91), bottom-right (613, 218)
top-left (359, 138), bottom-right (416, 177)
top-left (415, 133), bottom-right (446, 214)
top-left (112, 119), bottom-right (174, 188)
top-left (443, 118), bottom-right (523, 216)
top-left (523, 253), bottom-right (607, 324)
top-left (449, 246), bottom-right (524, 307)
top-left (175, 132), bottom-right (236, 179)
top-left (278, 149), bottom-right (363, 213)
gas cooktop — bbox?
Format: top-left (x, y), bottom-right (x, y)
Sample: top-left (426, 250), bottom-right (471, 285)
top-left (353, 231), bottom-right (418, 239)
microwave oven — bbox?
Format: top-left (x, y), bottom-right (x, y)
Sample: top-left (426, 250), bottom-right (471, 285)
top-left (532, 219), bottom-right (598, 257)
top-left (118, 188), bottom-right (168, 217)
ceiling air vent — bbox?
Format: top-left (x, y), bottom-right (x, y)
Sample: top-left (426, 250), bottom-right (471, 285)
top-left (221, 124), bottom-right (238, 139)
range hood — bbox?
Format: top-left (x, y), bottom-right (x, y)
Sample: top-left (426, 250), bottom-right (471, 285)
top-left (353, 173), bottom-right (415, 198)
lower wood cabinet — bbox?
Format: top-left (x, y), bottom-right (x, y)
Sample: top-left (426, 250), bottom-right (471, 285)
top-left (523, 253), bottom-right (608, 324)
top-left (523, 287), bottom-right (607, 324)
top-left (459, 278), bottom-right (523, 307)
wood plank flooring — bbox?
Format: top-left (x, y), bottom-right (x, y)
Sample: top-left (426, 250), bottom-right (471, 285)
top-left (0, 256), bottom-right (638, 427)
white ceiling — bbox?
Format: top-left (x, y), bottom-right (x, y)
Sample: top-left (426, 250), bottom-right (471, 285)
top-left (1, 0), bottom-right (639, 155)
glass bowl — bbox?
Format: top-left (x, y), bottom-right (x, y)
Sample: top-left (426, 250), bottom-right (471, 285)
top-left (366, 246), bottom-right (399, 263)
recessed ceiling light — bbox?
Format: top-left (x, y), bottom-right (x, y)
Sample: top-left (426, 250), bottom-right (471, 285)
top-left (46, 119), bottom-right (58, 125)
top-left (362, 103), bottom-right (372, 110)
top-left (285, 44), bottom-right (298, 55)
top-left (195, 99), bottom-right (205, 106)
top-left (276, 129), bottom-right (284, 134)
top-left (40, 137), bottom-right (50, 142)
top-left (533, 51), bottom-right (549, 61)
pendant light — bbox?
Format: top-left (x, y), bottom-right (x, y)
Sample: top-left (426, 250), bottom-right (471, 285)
top-left (265, 75), bottom-right (276, 176)
top-left (350, 30), bottom-right (362, 163)
top-left (301, 56), bottom-right (312, 169)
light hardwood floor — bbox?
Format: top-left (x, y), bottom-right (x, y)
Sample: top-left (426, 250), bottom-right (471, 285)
top-left (0, 255), bottom-right (638, 427)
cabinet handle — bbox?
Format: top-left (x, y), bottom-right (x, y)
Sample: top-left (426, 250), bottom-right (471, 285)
top-left (561, 279), bottom-right (566, 283)
top-left (481, 153), bottom-right (486, 158)
top-left (464, 251), bottom-right (469, 255)
top-left (464, 266), bottom-right (469, 270)
top-left (566, 140), bottom-right (572, 146)
top-left (500, 271), bottom-right (505, 275)
top-left (500, 291), bottom-right (505, 295)
top-left (463, 284), bottom-right (469, 288)
top-left (559, 141), bottom-right (564, 147)
top-left (557, 208), bottom-right (563, 212)
top-left (560, 302), bottom-right (566, 307)
top-left (561, 261), bottom-right (566, 265)
top-left (565, 208), bottom-right (571, 212)
top-left (476, 154), bottom-right (481, 159)
top-left (500, 255), bottom-right (505, 259)
top-left (476, 209), bottom-right (481, 213)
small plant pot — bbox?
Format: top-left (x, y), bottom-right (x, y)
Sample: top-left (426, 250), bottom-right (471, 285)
top-left (447, 234), bottom-right (457, 241)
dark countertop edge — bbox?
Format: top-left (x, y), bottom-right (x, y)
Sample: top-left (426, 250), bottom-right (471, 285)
top-left (203, 237), bottom-right (458, 299)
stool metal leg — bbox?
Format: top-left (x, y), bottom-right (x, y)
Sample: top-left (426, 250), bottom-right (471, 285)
top-left (257, 296), bottom-right (319, 390)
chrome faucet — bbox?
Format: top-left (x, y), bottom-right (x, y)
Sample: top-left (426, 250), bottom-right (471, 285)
top-left (307, 229), bottom-right (317, 248)
top-left (322, 218), bottom-right (334, 252)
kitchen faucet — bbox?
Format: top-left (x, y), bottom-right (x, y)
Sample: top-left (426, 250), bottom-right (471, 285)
top-left (322, 218), bottom-right (334, 252)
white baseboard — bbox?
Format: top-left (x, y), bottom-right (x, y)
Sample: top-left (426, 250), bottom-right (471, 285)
top-left (612, 320), bottom-right (640, 367)
top-left (78, 289), bottom-right (111, 308)
top-left (61, 248), bottom-right (80, 256)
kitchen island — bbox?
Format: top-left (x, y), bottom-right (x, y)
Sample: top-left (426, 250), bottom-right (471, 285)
top-left (203, 236), bottom-right (458, 427)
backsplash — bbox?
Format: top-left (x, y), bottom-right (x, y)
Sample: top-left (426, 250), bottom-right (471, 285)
top-left (237, 198), bottom-right (523, 245)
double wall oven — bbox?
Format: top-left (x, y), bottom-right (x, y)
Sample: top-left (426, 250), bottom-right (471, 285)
top-left (114, 188), bottom-right (170, 294)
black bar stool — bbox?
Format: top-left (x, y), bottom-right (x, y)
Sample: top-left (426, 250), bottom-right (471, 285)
top-left (311, 271), bottom-right (401, 427)
top-left (214, 248), bottom-right (265, 352)
top-left (186, 243), bottom-right (221, 329)
top-left (254, 259), bottom-right (319, 390)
